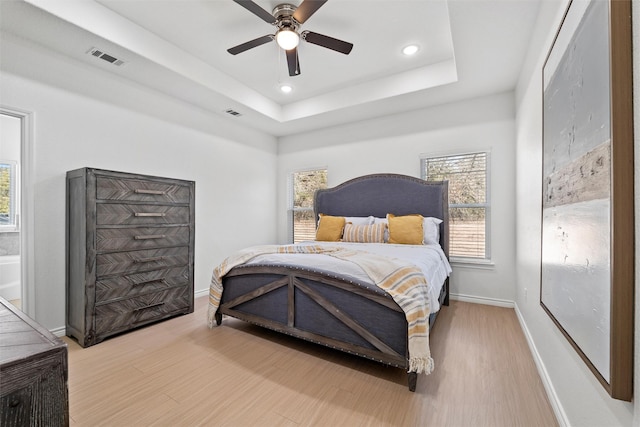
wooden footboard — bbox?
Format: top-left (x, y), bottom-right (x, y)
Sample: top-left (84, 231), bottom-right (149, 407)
top-left (217, 265), bottom-right (448, 391)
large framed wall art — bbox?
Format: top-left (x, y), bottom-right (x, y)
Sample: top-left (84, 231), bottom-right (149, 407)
top-left (540, 0), bottom-right (634, 401)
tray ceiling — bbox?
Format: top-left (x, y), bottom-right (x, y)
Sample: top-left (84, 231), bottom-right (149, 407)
top-left (0, 0), bottom-right (540, 136)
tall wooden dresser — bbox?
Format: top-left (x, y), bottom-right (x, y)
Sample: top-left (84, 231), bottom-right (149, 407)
top-left (66, 168), bottom-right (195, 347)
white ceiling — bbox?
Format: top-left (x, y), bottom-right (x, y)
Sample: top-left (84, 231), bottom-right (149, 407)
top-left (0, 0), bottom-right (540, 136)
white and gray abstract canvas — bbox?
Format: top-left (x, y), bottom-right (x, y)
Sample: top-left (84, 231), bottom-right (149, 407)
top-left (541, 0), bottom-right (611, 383)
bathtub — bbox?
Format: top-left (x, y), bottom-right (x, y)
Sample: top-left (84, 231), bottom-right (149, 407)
top-left (0, 255), bottom-right (21, 301)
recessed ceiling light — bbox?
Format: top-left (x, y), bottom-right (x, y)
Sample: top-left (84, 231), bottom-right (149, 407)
top-left (280, 84), bottom-right (293, 93)
top-left (402, 45), bottom-right (420, 56)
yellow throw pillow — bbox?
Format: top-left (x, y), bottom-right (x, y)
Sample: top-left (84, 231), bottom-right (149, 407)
top-left (315, 214), bottom-right (345, 241)
top-left (387, 214), bottom-right (424, 245)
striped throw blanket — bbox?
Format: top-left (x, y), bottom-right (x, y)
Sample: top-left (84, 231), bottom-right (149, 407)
top-left (207, 244), bottom-right (434, 374)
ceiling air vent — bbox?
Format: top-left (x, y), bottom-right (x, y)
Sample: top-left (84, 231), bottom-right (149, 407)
top-left (87, 47), bottom-right (125, 66)
top-left (225, 109), bottom-right (242, 117)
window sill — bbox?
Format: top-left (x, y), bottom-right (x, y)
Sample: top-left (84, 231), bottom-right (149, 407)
top-left (450, 258), bottom-right (494, 269)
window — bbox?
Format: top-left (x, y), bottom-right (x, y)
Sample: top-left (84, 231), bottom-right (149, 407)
top-left (422, 152), bottom-right (490, 260)
top-left (288, 168), bottom-right (327, 243)
top-left (0, 161), bottom-right (18, 230)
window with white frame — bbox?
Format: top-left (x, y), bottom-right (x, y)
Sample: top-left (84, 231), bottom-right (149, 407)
top-left (288, 168), bottom-right (327, 243)
top-left (0, 161), bottom-right (18, 231)
top-left (422, 152), bottom-right (490, 260)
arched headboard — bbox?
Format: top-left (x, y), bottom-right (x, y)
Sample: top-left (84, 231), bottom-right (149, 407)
top-left (314, 174), bottom-right (449, 257)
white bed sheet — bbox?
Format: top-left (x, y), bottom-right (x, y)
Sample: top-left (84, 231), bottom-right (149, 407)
top-left (245, 241), bottom-right (452, 313)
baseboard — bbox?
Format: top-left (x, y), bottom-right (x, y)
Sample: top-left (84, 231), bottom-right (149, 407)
top-left (51, 326), bottom-right (66, 338)
top-left (449, 293), bottom-right (514, 308)
top-left (514, 303), bottom-right (569, 427)
top-left (195, 288), bottom-right (209, 298)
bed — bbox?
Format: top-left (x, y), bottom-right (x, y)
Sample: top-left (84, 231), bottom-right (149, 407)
top-left (208, 173), bottom-right (450, 391)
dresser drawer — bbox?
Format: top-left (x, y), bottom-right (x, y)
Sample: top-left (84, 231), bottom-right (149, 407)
top-left (95, 266), bottom-right (190, 303)
top-left (96, 226), bottom-right (190, 251)
top-left (97, 204), bottom-right (190, 226)
top-left (96, 247), bottom-right (189, 277)
top-left (94, 285), bottom-right (191, 335)
top-left (96, 176), bottom-right (191, 204)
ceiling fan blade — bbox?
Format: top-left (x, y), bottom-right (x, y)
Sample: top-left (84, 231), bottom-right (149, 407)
top-left (302, 31), bottom-right (353, 55)
top-left (233, 0), bottom-right (277, 24)
top-left (292, 0), bottom-right (327, 24)
top-left (286, 47), bottom-right (301, 76)
top-left (227, 35), bottom-right (274, 55)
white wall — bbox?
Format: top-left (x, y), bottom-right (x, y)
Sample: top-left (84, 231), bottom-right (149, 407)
top-left (0, 36), bottom-right (278, 330)
top-left (514, 1), bottom-right (638, 425)
top-left (278, 92), bottom-right (517, 304)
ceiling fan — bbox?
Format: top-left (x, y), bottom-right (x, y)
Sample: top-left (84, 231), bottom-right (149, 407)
top-left (227, 0), bottom-right (354, 77)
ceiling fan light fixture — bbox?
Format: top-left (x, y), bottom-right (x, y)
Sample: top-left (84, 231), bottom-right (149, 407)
top-left (228, 0), bottom-right (353, 76)
top-left (276, 28), bottom-right (300, 50)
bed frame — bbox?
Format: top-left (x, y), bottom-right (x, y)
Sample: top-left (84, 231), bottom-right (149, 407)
top-left (215, 174), bottom-right (449, 391)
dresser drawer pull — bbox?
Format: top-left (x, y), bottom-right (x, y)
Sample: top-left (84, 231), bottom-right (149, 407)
top-left (134, 212), bottom-right (166, 217)
top-left (133, 278), bottom-right (167, 287)
top-left (132, 256), bottom-right (166, 264)
top-left (134, 234), bottom-right (166, 240)
top-left (134, 189), bottom-right (166, 195)
top-left (133, 302), bottom-right (165, 312)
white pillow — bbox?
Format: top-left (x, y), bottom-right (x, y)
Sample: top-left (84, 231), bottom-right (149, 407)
top-left (423, 217), bottom-right (443, 245)
top-left (344, 216), bottom-right (374, 226)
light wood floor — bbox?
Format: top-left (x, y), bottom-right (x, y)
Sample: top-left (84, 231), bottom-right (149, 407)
top-left (63, 297), bottom-right (558, 426)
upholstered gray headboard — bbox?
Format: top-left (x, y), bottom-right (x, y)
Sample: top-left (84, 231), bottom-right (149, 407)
top-left (314, 174), bottom-right (449, 257)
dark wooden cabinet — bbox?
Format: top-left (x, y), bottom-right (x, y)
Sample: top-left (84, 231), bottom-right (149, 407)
top-left (0, 297), bottom-right (69, 427)
top-left (66, 168), bottom-right (195, 347)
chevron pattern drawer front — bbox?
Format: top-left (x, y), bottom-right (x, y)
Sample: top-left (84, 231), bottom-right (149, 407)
top-left (96, 204), bottom-right (190, 225)
top-left (96, 226), bottom-right (190, 251)
top-left (94, 286), bottom-right (192, 336)
top-left (96, 247), bottom-right (190, 277)
top-left (95, 266), bottom-right (190, 303)
top-left (66, 168), bottom-right (195, 347)
top-left (96, 176), bottom-right (191, 203)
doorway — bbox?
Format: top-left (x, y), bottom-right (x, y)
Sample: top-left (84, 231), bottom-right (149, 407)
top-left (0, 114), bottom-right (21, 308)
top-left (0, 109), bottom-right (33, 314)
